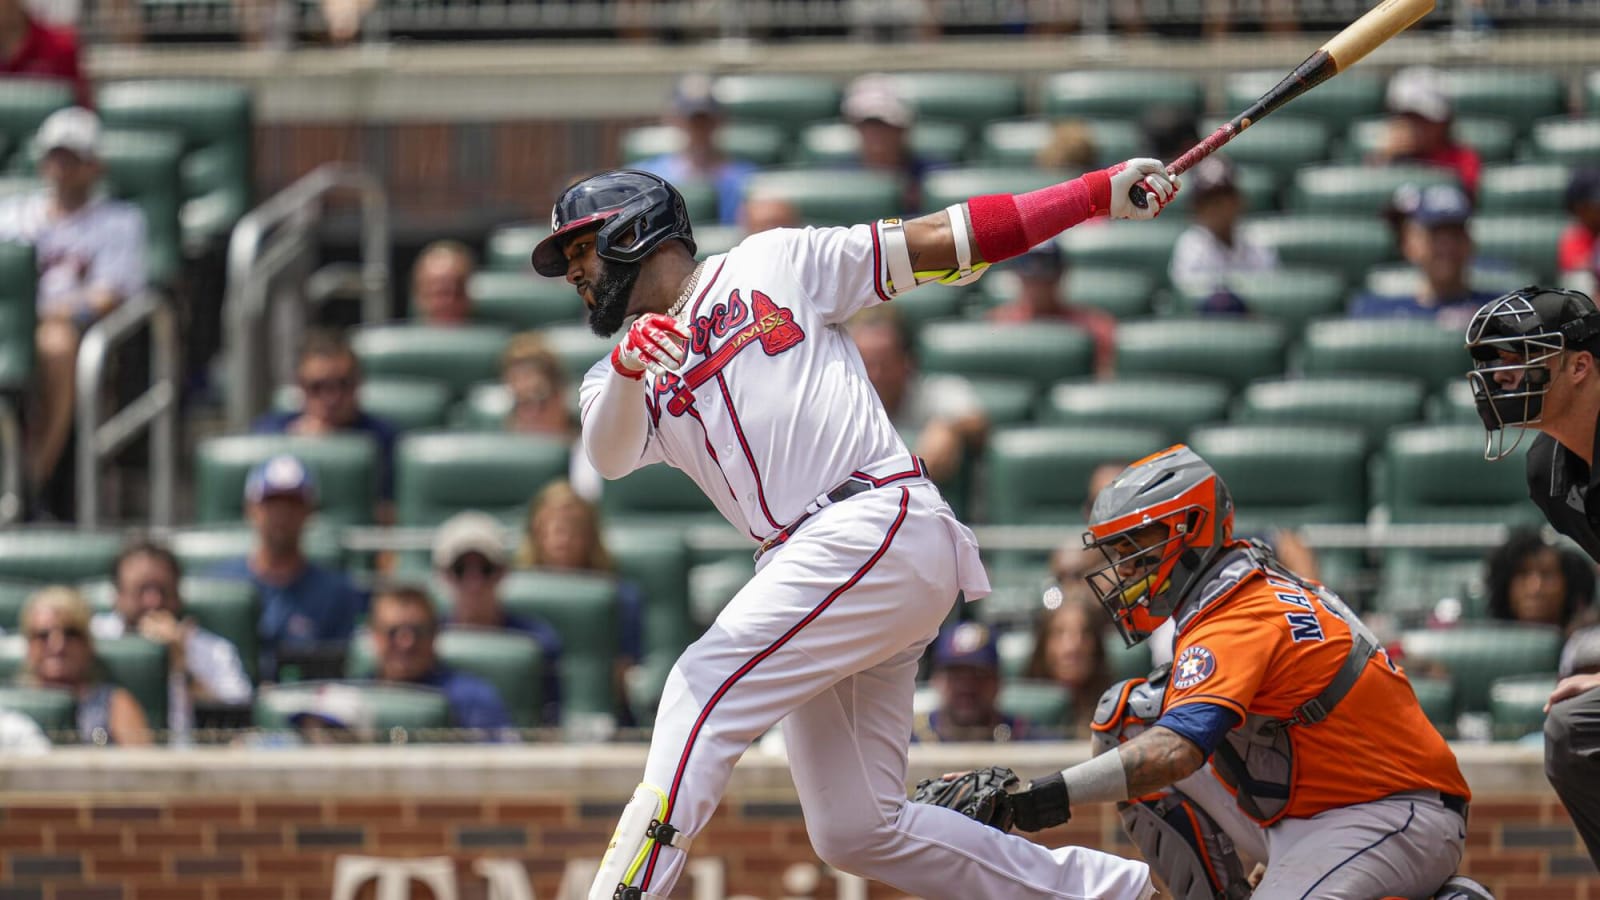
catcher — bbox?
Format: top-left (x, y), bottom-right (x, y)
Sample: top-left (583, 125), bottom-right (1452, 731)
top-left (918, 445), bottom-right (1489, 900)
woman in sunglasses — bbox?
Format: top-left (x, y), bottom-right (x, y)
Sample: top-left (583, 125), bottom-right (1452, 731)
top-left (21, 587), bottom-right (151, 745)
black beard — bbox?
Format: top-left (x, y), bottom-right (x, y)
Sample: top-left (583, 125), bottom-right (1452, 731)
top-left (587, 259), bottom-right (642, 337)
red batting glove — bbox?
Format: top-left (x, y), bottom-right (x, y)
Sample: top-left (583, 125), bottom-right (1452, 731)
top-left (611, 313), bottom-right (690, 380)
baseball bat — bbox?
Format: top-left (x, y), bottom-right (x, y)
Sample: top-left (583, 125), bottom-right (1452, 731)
top-left (1130, 0), bottom-right (1436, 208)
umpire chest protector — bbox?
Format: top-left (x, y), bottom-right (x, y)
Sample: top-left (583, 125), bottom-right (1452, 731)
top-left (1169, 544), bottom-right (1381, 826)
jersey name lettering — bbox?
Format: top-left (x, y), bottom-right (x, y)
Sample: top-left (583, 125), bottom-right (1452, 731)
top-left (1284, 612), bottom-right (1325, 643)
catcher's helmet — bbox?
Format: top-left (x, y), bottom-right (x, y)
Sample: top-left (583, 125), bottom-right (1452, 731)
top-left (531, 169), bottom-right (697, 278)
top-left (1082, 445), bottom-right (1234, 647)
top-left (1465, 285), bottom-right (1600, 460)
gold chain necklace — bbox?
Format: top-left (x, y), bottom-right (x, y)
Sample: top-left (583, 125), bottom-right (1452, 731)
top-left (667, 261), bottom-right (705, 320)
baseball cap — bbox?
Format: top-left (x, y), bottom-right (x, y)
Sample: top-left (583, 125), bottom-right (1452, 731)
top-left (287, 683), bottom-right (375, 732)
top-left (244, 454), bottom-right (319, 505)
top-left (1566, 168), bottom-right (1600, 211)
top-left (34, 107), bottom-right (100, 161)
top-left (1010, 240), bottom-right (1066, 281)
top-left (670, 73), bottom-right (721, 118)
top-left (843, 75), bottom-right (914, 130)
top-left (1188, 156), bottom-right (1239, 199)
top-left (1394, 182), bottom-right (1472, 228)
top-left (932, 622), bottom-right (999, 671)
top-left (1388, 66), bottom-right (1453, 124)
top-left (432, 510), bottom-right (508, 570)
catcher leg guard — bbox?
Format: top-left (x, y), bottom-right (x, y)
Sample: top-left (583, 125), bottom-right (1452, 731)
top-left (586, 783), bottom-right (693, 900)
top-left (1119, 791), bottom-right (1251, 900)
top-left (1433, 875), bottom-right (1496, 900)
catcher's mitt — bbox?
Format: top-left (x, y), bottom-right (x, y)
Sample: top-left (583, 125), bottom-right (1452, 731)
top-left (909, 766), bottom-right (1019, 831)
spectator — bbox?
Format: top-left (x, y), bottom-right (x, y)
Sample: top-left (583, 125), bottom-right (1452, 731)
top-left (0, 107), bottom-right (145, 517)
top-left (842, 74), bottom-right (931, 213)
top-left (21, 586), bottom-right (151, 745)
top-left (411, 240), bottom-right (475, 325)
top-left (1034, 120), bottom-right (1098, 174)
top-left (0, 0), bottom-right (89, 107)
top-left (849, 305), bottom-right (987, 484)
top-left (1560, 169), bottom-right (1600, 281)
top-left (1168, 157), bottom-right (1279, 301)
top-left (253, 329), bottom-right (398, 522)
top-left (1373, 67), bottom-right (1481, 197)
top-left (501, 332), bottom-right (572, 438)
top-left (913, 622), bottom-right (1027, 743)
top-left (990, 241), bottom-right (1115, 378)
top-left (367, 584), bottom-right (512, 734)
top-left (286, 682), bottom-right (374, 744)
top-left (212, 455), bottom-right (367, 680)
top-left (1484, 529), bottom-right (1595, 634)
top-left (92, 538), bottom-right (251, 740)
top-left (740, 193), bottom-right (802, 235)
top-left (1023, 591), bottom-right (1112, 735)
top-left (434, 510), bottom-right (564, 724)
top-left (1349, 183), bottom-right (1499, 329)
top-left (636, 74), bottom-right (757, 226)
top-left (1141, 106), bottom-right (1199, 165)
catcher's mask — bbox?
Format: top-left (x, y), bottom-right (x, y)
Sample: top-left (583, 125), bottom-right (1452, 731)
top-left (531, 169), bottom-right (697, 278)
top-left (1465, 285), bottom-right (1600, 461)
top-left (1083, 445), bottom-right (1233, 647)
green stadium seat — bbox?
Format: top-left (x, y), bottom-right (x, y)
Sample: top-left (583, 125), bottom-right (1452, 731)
top-left (606, 524), bottom-right (693, 667)
top-left (274, 376), bottom-right (454, 434)
top-left (1399, 625), bottom-right (1562, 714)
top-left (539, 324), bottom-right (615, 384)
top-left (984, 426), bottom-right (1168, 524)
top-left (1059, 218), bottom-right (1187, 272)
top-left (1224, 70), bottom-right (1385, 134)
top-left (0, 80), bottom-right (72, 168)
top-left (670, 181), bottom-right (719, 226)
top-left (485, 223), bottom-right (548, 271)
top-left (1298, 320), bottom-right (1464, 392)
top-left (1381, 424), bottom-right (1539, 524)
top-left (194, 434), bottom-right (378, 526)
top-left (499, 570), bottom-right (618, 719)
top-left (1361, 261), bottom-right (1534, 301)
top-left (1290, 164), bottom-right (1460, 215)
top-left (0, 530), bottom-right (122, 583)
top-left (0, 241), bottom-right (36, 392)
top-left (1490, 673), bottom-right (1559, 739)
top-left (469, 271), bottom-right (585, 331)
top-left (1174, 268), bottom-right (1347, 338)
top-left (0, 685), bottom-right (75, 736)
top-left (168, 524), bottom-right (343, 572)
top-left (796, 121), bottom-right (970, 168)
top-left (741, 170), bottom-right (902, 226)
top-left (179, 577), bottom-right (260, 683)
top-left (599, 463), bottom-right (721, 528)
top-left (1443, 69), bottom-right (1566, 132)
top-left (886, 73), bottom-right (1024, 125)
top-left (1528, 117), bottom-right (1600, 167)
top-left (0, 580), bottom-right (40, 631)
top-left (1042, 71), bottom-right (1205, 122)
top-left (619, 122), bottom-right (788, 167)
top-left (967, 378), bottom-right (1038, 427)
top-left (1187, 424), bottom-right (1367, 527)
top-left (1240, 216), bottom-right (1397, 280)
top-left (1478, 163), bottom-right (1572, 213)
top-left (977, 118), bottom-right (1144, 169)
top-left (921, 167), bottom-right (1063, 213)
top-left (713, 75), bottom-right (842, 130)
top-left (1234, 376), bottom-right (1427, 450)
top-left (889, 282), bottom-right (969, 329)
top-left (694, 225), bottom-right (744, 260)
top-left (1589, 71), bottom-right (1600, 114)
top-left (689, 557), bottom-right (754, 626)
top-left (1409, 675), bottom-right (1458, 737)
top-left (457, 382), bottom-right (514, 430)
top-left (1114, 318), bottom-right (1287, 390)
top-left (254, 681), bottom-right (450, 737)
top-left (97, 80), bottom-right (253, 248)
top-left (1105, 633), bottom-right (1153, 683)
top-left (918, 321), bottom-right (1093, 390)
top-left (100, 129), bottom-right (183, 286)
top-left (1472, 214), bottom-right (1567, 281)
top-left (999, 679), bottom-right (1068, 730)
top-left (1372, 550), bottom-right (1488, 624)
top-left (95, 637), bottom-right (168, 731)
top-left (1200, 117), bottom-right (1331, 179)
top-left (1039, 378), bottom-right (1231, 443)
top-left (347, 627), bottom-right (544, 728)
top-left (351, 324), bottom-right (509, 398)
top-left (395, 433), bottom-right (569, 526)
top-left (996, 629), bottom-right (1033, 679)
top-left (1429, 379), bottom-right (1481, 425)
top-left (974, 266), bottom-right (1155, 319)
top-left (1343, 116), bottom-right (1519, 164)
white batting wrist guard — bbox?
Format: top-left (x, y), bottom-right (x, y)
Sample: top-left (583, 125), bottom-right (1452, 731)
top-left (587, 783), bottom-right (693, 900)
top-left (877, 210), bottom-right (988, 296)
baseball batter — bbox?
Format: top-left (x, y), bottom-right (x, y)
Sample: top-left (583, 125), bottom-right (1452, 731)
top-left (528, 162), bottom-right (1180, 900)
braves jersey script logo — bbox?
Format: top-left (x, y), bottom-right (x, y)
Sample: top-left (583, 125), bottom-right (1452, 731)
top-left (1173, 646), bottom-right (1217, 689)
top-left (649, 288), bottom-right (805, 423)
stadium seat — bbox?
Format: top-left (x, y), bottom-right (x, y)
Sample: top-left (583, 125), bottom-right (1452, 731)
top-left (254, 681), bottom-right (450, 736)
top-left (1039, 378), bottom-right (1232, 443)
top-left (0, 685), bottom-right (75, 736)
top-left (599, 463), bottom-right (721, 528)
top-left (97, 80), bottom-right (253, 249)
top-left (1381, 424), bottom-right (1540, 524)
top-left (395, 433), bottom-right (569, 526)
top-left (95, 637), bottom-right (169, 731)
top-left (967, 377), bottom-right (1039, 426)
top-left (1298, 320), bottom-right (1464, 392)
top-left (886, 72), bottom-right (1024, 126)
top-left (0, 80), bottom-right (72, 170)
top-left (1409, 675), bottom-right (1458, 737)
top-left (1042, 71), bottom-right (1205, 122)
top-left (996, 629), bottom-right (1033, 679)
top-left (456, 382), bottom-right (514, 430)
top-left (1059, 218), bottom-right (1187, 272)
top-left (0, 580), bottom-right (39, 631)
top-left (1239, 216), bottom-right (1397, 280)
top-left (1442, 69), bottom-right (1567, 132)
top-left (351, 324), bottom-right (509, 399)
top-left (1590, 71), bottom-right (1600, 114)
top-left (0, 241), bottom-right (36, 393)
top-left (888, 282), bottom-right (968, 329)
top-left (168, 524), bottom-right (343, 573)
top-left (1343, 115), bottom-right (1518, 164)
top-left (484, 223), bottom-right (548, 271)
top-left (100, 129), bottom-right (183, 286)
top-left (275, 376), bottom-right (454, 434)
top-left (1362, 261), bottom-right (1534, 300)
top-left (1173, 268), bottom-right (1347, 338)
top-left (918, 321), bottom-right (1093, 391)
top-left (921, 167), bottom-right (1063, 213)
top-left (713, 75), bottom-right (842, 130)
top-left (1187, 424), bottom-right (1367, 527)
top-left (689, 557), bottom-right (753, 626)
top-left (605, 524), bottom-right (694, 667)
top-left (194, 434), bottom-right (378, 526)
top-left (1105, 633), bottom-right (1153, 683)
top-left (741, 170), bottom-right (902, 226)
top-left (974, 266), bottom-right (1156, 319)
top-left (694, 225), bottom-right (743, 259)
top-left (1372, 550), bottom-right (1488, 623)
top-left (1528, 117), bottom-right (1600, 167)
top-left (1489, 673), bottom-right (1559, 739)
top-left (1224, 70), bottom-right (1385, 134)
top-left (1477, 163), bottom-right (1572, 213)
top-left (0, 530), bottom-right (122, 583)
top-left (620, 122), bottom-right (788, 167)
top-left (1202, 117), bottom-right (1331, 179)
top-left (469, 271), bottom-right (585, 331)
top-left (1429, 379), bottom-right (1481, 425)
top-left (498, 570), bottom-right (618, 719)
top-left (1234, 376), bottom-right (1428, 450)
top-left (796, 121), bottom-right (970, 168)
top-left (984, 426), bottom-right (1168, 524)
top-left (1113, 319), bottom-right (1288, 390)
top-left (669, 181), bottom-right (719, 226)
top-left (1472, 214), bottom-right (1567, 281)
top-left (180, 577), bottom-right (260, 683)
top-left (977, 118), bottom-right (1144, 169)
top-left (1289, 164), bottom-right (1460, 215)
top-left (1399, 625), bottom-right (1562, 714)
top-left (999, 680), bottom-right (1068, 730)
top-left (347, 627), bottom-right (544, 728)
top-left (539, 324), bottom-right (614, 384)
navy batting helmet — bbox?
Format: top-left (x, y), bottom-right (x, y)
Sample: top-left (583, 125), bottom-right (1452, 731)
top-left (531, 169), bottom-right (697, 277)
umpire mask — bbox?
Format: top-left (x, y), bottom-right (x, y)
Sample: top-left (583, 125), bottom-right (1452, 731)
top-left (1466, 286), bottom-right (1600, 461)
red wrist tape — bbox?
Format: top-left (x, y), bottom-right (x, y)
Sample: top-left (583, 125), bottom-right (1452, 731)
top-left (967, 170), bottom-right (1115, 264)
top-left (609, 344), bottom-right (644, 380)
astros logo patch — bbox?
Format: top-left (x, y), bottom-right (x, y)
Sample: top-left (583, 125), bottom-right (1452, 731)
top-left (1173, 646), bottom-right (1217, 689)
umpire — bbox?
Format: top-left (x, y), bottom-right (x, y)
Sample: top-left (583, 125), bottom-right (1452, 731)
top-left (1467, 285), bottom-right (1600, 867)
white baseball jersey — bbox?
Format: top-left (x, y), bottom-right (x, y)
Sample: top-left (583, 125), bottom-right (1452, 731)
top-left (0, 191), bottom-right (147, 318)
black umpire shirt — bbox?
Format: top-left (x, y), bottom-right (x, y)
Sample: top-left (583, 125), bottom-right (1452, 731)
top-left (1527, 416), bottom-right (1600, 563)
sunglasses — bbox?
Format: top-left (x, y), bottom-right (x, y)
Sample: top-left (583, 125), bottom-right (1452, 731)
top-left (302, 376), bottom-right (357, 396)
top-left (448, 558), bottom-right (503, 580)
top-left (380, 623), bottom-right (434, 642)
top-left (28, 626), bottom-right (86, 644)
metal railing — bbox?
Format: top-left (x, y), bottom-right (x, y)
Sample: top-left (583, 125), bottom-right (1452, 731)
top-left (75, 291), bottom-right (180, 530)
top-left (224, 164), bottom-right (390, 433)
top-left (0, 398), bottom-right (21, 527)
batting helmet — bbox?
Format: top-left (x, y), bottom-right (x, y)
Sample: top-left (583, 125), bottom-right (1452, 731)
top-left (531, 169), bottom-right (697, 278)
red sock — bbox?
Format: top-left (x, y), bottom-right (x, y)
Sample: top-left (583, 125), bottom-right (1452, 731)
top-left (966, 168), bottom-right (1114, 264)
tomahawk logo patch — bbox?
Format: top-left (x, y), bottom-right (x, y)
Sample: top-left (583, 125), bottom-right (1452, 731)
top-left (1173, 645), bottom-right (1217, 690)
